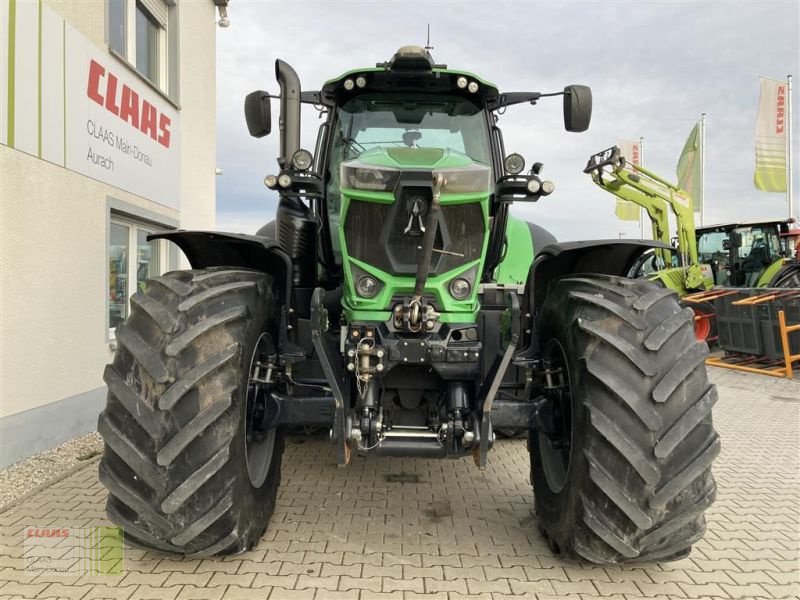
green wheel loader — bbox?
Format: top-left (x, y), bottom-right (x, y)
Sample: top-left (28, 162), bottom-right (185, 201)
top-left (98, 46), bottom-right (720, 563)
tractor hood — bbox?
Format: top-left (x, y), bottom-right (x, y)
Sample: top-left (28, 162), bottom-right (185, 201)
top-left (341, 148), bottom-right (492, 194)
top-left (356, 147), bottom-right (474, 169)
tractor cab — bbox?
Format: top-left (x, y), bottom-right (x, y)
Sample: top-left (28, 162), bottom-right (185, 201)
top-left (696, 220), bottom-right (792, 287)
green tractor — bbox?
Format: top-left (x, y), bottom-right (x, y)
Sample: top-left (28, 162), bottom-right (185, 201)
top-left (98, 46), bottom-right (719, 564)
top-left (696, 220), bottom-right (800, 289)
top-left (585, 147), bottom-right (799, 342)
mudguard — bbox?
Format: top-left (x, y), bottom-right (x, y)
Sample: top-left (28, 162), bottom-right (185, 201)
top-left (149, 230), bottom-right (292, 303)
top-left (530, 239), bottom-right (672, 308)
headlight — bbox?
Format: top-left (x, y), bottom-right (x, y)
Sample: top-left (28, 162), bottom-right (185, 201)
top-left (456, 76), bottom-right (468, 89)
top-left (291, 149), bottom-right (313, 171)
top-left (541, 180), bottom-right (555, 194)
top-left (343, 78), bottom-right (355, 91)
top-left (356, 275), bottom-right (380, 298)
top-left (264, 174), bottom-right (277, 189)
top-left (527, 179), bottom-right (541, 193)
top-left (434, 163), bottom-right (492, 194)
top-left (467, 81), bottom-right (479, 93)
top-left (341, 161), bottom-right (400, 191)
top-left (356, 75), bottom-right (367, 88)
top-left (449, 277), bottom-right (471, 300)
top-left (278, 174), bottom-right (292, 188)
top-left (504, 153), bottom-right (525, 175)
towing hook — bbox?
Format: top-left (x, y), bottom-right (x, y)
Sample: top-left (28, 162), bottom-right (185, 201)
top-left (408, 299), bottom-right (423, 329)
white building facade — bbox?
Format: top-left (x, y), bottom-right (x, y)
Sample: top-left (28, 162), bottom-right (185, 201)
top-left (0, 0), bottom-right (222, 467)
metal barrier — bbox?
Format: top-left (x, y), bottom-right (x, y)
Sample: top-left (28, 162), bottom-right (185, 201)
top-left (702, 289), bottom-right (800, 379)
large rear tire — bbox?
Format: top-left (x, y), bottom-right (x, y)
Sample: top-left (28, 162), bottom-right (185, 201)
top-left (531, 275), bottom-right (720, 564)
top-left (98, 267), bottom-right (284, 556)
top-left (769, 263), bottom-right (800, 288)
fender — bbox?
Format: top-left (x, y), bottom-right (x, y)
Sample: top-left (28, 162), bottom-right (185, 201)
top-left (530, 239), bottom-right (672, 308)
top-left (768, 262), bottom-right (800, 287)
top-left (149, 230), bottom-right (292, 304)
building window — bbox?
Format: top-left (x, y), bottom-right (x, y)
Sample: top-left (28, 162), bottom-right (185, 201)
top-left (109, 217), bottom-right (166, 335)
top-left (135, 2), bottom-right (161, 84)
top-left (106, 0), bottom-right (175, 97)
top-left (136, 229), bottom-right (160, 292)
top-left (109, 222), bottom-right (130, 331)
top-left (108, 0), bottom-right (126, 55)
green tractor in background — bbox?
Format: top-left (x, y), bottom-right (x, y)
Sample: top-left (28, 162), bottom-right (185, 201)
top-left (97, 47), bottom-right (719, 564)
top-left (584, 146), bottom-right (713, 297)
top-left (696, 220), bottom-right (800, 289)
top-left (586, 146), bottom-right (799, 342)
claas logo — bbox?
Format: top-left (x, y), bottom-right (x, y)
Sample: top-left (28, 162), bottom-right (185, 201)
top-left (27, 528), bottom-right (70, 538)
top-left (87, 59), bottom-right (172, 148)
top-left (776, 86), bottom-right (785, 134)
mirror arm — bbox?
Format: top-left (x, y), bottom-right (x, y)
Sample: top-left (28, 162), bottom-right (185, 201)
top-left (491, 92), bottom-right (542, 111)
top-left (493, 90), bottom-right (570, 111)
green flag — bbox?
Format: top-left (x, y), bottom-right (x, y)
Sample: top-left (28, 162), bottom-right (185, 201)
top-left (677, 123), bottom-right (702, 213)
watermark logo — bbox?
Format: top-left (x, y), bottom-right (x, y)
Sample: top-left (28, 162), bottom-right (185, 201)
top-left (24, 526), bottom-right (124, 576)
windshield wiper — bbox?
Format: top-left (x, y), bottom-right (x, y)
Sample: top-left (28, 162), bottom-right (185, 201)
top-left (339, 132), bottom-right (366, 157)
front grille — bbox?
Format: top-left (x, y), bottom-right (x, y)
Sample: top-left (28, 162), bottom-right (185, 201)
top-left (344, 197), bottom-right (484, 276)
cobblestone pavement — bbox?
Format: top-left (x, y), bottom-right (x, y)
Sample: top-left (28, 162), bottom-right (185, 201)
top-left (0, 368), bottom-right (798, 599)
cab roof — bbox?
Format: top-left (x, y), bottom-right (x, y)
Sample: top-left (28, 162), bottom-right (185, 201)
top-left (320, 46), bottom-right (500, 108)
top-left (697, 219), bottom-right (797, 232)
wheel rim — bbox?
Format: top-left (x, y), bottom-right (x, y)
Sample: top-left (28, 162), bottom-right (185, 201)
top-left (538, 339), bottom-right (574, 494)
top-left (245, 333), bottom-right (277, 488)
top-left (692, 307), bottom-right (712, 342)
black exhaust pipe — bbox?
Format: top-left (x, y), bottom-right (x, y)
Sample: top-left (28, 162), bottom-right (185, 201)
top-left (275, 59), bottom-right (301, 168)
top-left (274, 59), bottom-right (315, 295)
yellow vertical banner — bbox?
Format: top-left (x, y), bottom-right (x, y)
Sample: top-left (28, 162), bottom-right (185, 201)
top-left (754, 77), bottom-right (787, 192)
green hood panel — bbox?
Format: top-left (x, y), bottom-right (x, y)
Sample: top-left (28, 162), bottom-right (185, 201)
top-left (494, 216), bottom-right (534, 285)
top-left (355, 147), bottom-right (476, 170)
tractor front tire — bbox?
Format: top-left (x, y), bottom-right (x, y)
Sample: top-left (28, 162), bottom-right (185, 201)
top-left (531, 275), bottom-right (720, 564)
top-left (98, 268), bottom-right (284, 556)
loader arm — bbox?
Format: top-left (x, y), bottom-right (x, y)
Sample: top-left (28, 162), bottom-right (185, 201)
top-left (584, 146), bottom-right (708, 290)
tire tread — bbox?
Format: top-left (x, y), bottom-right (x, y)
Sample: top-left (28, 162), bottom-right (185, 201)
top-left (533, 274), bottom-right (720, 564)
top-left (98, 268), bottom-right (282, 557)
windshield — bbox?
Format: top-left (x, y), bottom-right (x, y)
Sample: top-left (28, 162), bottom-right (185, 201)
top-left (698, 226), bottom-right (781, 286)
top-left (326, 94), bottom-right (492, 261)
top-left (335, 94), bottom-right (491, 164)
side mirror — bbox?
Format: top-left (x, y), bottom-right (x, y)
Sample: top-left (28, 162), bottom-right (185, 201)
top-left (244, 90), bottom-right (271, 138)
top-left (563, 85), bottom-right (592, 132)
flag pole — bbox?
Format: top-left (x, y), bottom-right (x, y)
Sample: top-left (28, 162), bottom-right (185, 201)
top-left (639, 137), bottom-right (645, 238)
top-left (700, 113), bottom-right (706, 226)
top-left (788, 74), bottom-right (794, 220)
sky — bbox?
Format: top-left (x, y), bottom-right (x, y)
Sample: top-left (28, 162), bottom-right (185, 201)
top-left (215, 1), bottom-right (800, 242)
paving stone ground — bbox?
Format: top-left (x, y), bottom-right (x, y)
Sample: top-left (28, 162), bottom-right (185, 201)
top-left (0, 368), bottom-right (798, 599)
